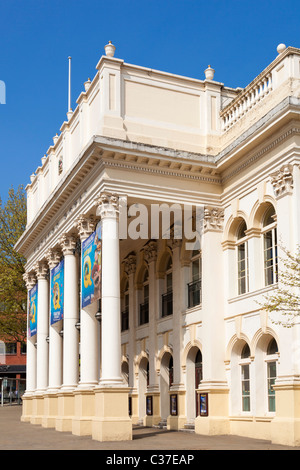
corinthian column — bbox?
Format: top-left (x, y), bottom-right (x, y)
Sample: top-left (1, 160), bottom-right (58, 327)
top-left (97, 194), bottom-right (122, 386)
top-left (21, 271), bottom-right (37, 423)
top-left (55, 233), bottom-right (79, 433)
top-left (35, 260), bottom-right (49, 394)
top-left (72, 214), bottom-right (100, 437)
top-left (42, 248), bottom-right (63, 429)
top-left (60, 233), bottom-right (79, 391)
top-left (30, 260), bottom-right (49, 425)
top-left (75, 214), bottom-right (99, 389)
top-left (46, 248), bottom-right (63, 393)
top-left (92, 192), bottom-right (132, 442)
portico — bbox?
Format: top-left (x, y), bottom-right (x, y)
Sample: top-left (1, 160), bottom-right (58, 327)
top-left (15, 42), bottom-right (300, 445)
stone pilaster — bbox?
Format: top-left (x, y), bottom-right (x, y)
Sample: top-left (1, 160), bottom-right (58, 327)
top-left (124, 253), bottom-right (138, 424)
top-left (143, 240), bottom-right (160, 426)
top-left (195, 206), bottom-right (229, 436)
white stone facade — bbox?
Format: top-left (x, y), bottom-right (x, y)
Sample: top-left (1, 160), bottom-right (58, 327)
top-left (15, 42), bottom-right (300, 445)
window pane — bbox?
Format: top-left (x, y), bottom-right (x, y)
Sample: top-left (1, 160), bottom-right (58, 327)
top-left (144, 284), bottom-right (149, 301)
top-left (241, 364), bottom-right (250, 412)
top-left (192, 259), bottom-right (200, 281)
top-left (166, 272), bottom-right (172, 291)
top-left (267, 361), bottom-right (276, 412)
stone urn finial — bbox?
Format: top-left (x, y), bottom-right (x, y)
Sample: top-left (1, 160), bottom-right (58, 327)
top-left (277, 43), bottom-right (286, 54)
top-left (205, 65), bottom-right (215, 80)
top-left (84, 78), bottom-right (91, 92)
top-left (104, 41), bottom-right (116, 57)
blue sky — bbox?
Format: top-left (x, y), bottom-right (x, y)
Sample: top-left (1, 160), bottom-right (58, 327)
top-left (0, 0), bottom-right (300, 202)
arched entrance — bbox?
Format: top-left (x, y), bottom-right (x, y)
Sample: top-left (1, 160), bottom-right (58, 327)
top-left (186, 346), bottom-right (202, 422)
top-left (160, 352), bottom-right (173, 422)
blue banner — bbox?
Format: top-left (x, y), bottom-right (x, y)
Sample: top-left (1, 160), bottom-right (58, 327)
top-left (50, 259), bottom-right (64, 325)
top-left (28, 284), bottom-right (38, 337)
top-left (81, 224), bottom-right (101, 308)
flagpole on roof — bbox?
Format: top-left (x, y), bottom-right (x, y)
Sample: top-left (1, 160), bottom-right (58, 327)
top-left (67, 56), bottom-right (72, 119)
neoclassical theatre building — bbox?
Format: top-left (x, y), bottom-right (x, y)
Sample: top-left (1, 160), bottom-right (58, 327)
top-left (15, 41), bottom-right (300, 445)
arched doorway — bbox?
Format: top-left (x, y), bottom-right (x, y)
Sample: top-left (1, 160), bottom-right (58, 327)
top-left (160, 352), bottom-right (173, 421)
top-left (186, 346), bottom-right (202, 422)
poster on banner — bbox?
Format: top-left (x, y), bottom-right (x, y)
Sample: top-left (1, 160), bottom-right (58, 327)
top-left (50, 259), bottom-right (64, 325)
top-left (81, 223), bottom-right (101, 308)
top-left (28, 284), bottom-right (38, 337)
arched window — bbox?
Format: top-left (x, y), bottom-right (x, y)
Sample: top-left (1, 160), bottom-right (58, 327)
top-left (162, 255), bottom-right (173, 317)
top-left (139, 269), bottom-right (149, 325)
top-left (240, 343), bottom-right (251, 412)
top-left (188, 250), bottom-right (202, 308)
top-left (237, 220), bottom-right (249, 295)
top-left (266, 337), bottom-right (278, 412)
top-left (262, 205), bottom-right (277, 286)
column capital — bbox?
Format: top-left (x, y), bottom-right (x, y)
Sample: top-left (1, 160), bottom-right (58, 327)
top-left (124, 253), bottom-right (137, 275)
top-left (75, 214), bottom-right (96, 241)
top-left (23, 271), bottom-right (37, 291)
top-left (60, 233), bottom-right (77, 256)
top-left (270, 164), bottom-right (294, 198)
top-left (203, 207), bottom-right (224, 233)
top-left (34, 260), bottom-right (49, 280)
top-left (95, 192), bottom-right (119, 219)
top-left (46, 248), bottom-right (62, 270)
top-left (143, 240), bottom-right (158, 263)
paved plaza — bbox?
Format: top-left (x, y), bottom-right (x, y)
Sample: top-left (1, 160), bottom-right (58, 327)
top-left (0, 405), bottom-right (299, 451)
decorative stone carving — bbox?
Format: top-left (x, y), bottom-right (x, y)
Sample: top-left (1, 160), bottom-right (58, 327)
top-left (76, 214), bottom-right (95, 241)
top-left (60, 233), bottom-right (77, 256)
top-left (270, 164), bottom-right (293, 198)
top-left (203, 207), bottom-right (224, 232)
top-left (46, 248), bottom-right (61, 270)
top-left (143, 240), bottom-right (158, 263)
top-left (34, 260), bottom-right (49, 280)
top-left (95, 192), bottom-right (119, 219)
top-left (23, 271), bottom-right (37, 291)
top-left (124, 253), bottom-right (137, 275)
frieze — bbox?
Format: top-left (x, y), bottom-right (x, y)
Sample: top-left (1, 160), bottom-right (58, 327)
top-left (203, 207), bottom-right (224, 232)
top-left (270, 164), bottom-right (294, 198)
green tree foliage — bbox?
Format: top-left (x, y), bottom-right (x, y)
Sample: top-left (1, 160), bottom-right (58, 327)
top-left (260, 244), bottom-right (300, 328)
top-left (0, 186), bottom-right (27, 342)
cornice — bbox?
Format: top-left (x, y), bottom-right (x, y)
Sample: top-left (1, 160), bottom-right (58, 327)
top-left (14, 97), bottom-right (300, 258)
top-left (221, 125), bottom-right (300, 184)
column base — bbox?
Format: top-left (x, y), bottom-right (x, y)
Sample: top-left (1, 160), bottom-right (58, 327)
top-left (92, 386), bottom-right (132, 442)
top-left (129, 391), bottom-right (139, 425)
top-left (30, 392), bottom-right (45, 425)
top-left (271, 381), bottom-right (300, 446)
top-left (144, 391), bottom-right (161, 427)
top-left (21, 393), bottom-right (34, 422)
top-left (195, 383), bottom-right (229, 436)
top-left (72, 388), bottom-right (95, 436)
top-left (42, 391), bottom-right (59, 428)
top-left (167, 389), bottom-right (187, 431)
top-left (55, 390), bottom-right (75, 432)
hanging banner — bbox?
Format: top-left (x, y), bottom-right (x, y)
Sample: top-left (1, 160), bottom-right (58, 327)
top-left (50, 259), bottom-right (64, 325)
top-left (81, 223), bottom-right (102, 308)
top-left (28, 284), bottom-right (38, 337)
